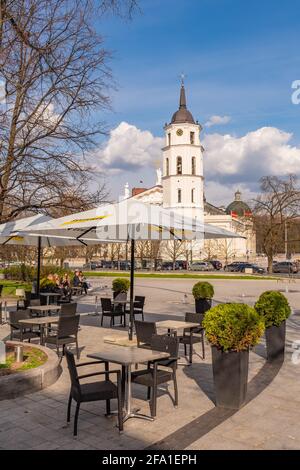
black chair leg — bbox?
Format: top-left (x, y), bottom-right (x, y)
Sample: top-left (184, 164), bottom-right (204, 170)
top-left (202, 334), bottom-right (205, 359)
top-left (173, 371), bottom-right (178, 407)
top-left (110, 316), bottom-right (113, 327)
top-left (67, 394), bottom-right (72, 422)
top-left (151, 386), bottom-right (157, 418)
top-left (184, 343), bottom-right (187, 356)
top-left (147, 387), bottom-right (151, 400)
top-left (74, 402), bottom-right (80, 436)
top-left (101, 314), bottom-right (104, 326)
top-left (106, 399), bottom-right (111, 416)
top-left (189, 339), bottom-right (193, 364)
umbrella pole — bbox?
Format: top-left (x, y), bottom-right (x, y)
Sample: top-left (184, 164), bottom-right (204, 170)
top-left (129, 238), bottom-right (135, 341)
top-left (36, 236), bottom-right (42, 297)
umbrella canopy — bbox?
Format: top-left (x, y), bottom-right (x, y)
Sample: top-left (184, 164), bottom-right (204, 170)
top-left (19, 199), bottom-right (242, 242)
top-left (0, 214), bottom-right (116, 295)
top-left (21, 200), bottom-right (243, 339)
top-left (0, 214), bottom-right (100, 247)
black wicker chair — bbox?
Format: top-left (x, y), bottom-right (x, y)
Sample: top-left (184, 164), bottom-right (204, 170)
top-left (65, 350), bottom-right (123, 436)
top-left (9, 310), bottom-right (40, 342)
top-left (177, 312), bottom-right (205, 363)
top-left (131, 334), bottom-right (179, 418)
top-left (45, 314), bottom-right (80, 358)
top-left (60, 302), bottom-right (77, 316)
top-left (100, 298), bottom-right (125, 327)
top-left (135, 320), bottom-right (157, 349)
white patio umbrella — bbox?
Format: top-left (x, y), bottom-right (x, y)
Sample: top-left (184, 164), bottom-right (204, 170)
top-left (21, 199), bottom-right (242, 338)
top-left (0, 214), bottom-right (107, 295)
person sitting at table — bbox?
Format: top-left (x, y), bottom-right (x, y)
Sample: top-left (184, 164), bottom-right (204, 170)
top-left (79, 271), bottom-right (89, 295)
top-left (62, 273), bottom-right (71, 296)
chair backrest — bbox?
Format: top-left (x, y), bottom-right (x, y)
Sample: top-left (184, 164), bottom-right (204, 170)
top-left (151, 334), bottom-right (179, 360)
top-left (57, 315), bottom-right (80, 338)
top-left (9, 309), bottom-right (31, 328)
top-left (65, 349), bottom-right (81, 394)
top-left (135, 320), bottom-right (157, 347)
top-left (185, 312), bottom-right (204, 327)
top-left (101, 298), bottom-right (112, 313)
top-left (60, 302), bottom-right (77, 316)
top-left (30, 298), bottom-right (41, 307)
top-left (134, 296), bottom-right (145, 309)
top-left (113, 292), bottom-right (127, 301)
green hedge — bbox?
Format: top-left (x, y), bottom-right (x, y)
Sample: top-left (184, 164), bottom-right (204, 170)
top-left (254, 291), bottom-right (291, 327)
top-left (203, 303), bottom-right (265, 352)
top-left (192, 281), bottom-right (214, 299)
top-left (3, 264), bottom-right (73, 282)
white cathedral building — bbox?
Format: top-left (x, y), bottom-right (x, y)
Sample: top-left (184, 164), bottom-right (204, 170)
top-left (121, 83), bottom-right (256, 262)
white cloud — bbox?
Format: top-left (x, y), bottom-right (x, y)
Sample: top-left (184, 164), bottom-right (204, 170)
top-left (204, 181), bottom-right (257, 208)
top-left (205, 115), bottom-right (231, 128)
top-left (203, 126), bottom-right (300, 182)
top-left (92, 122), bottom-right (164, 174)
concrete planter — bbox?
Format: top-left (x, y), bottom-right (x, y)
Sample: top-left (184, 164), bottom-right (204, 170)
top-left (0, 341), bottom-right (61, 400)
top-left (265, 321), bottom-right (286, 362)
top-left (211, 346), bottom-right (249, 409)
top-left (195, 298), bottom-right (212, 314)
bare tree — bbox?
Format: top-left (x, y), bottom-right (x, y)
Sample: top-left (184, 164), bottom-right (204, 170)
top-left (253, 175), bottom-right (300, 272)
top-left (0, 0), bottom-right (139, 222)
top-left (164, 240), bottom-right (186, 270)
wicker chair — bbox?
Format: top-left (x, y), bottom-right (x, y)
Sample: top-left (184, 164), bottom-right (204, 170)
top-left (65, 350), bottom-right (123, 436)
top-left (9, 310), bottom-right (39, 342)
top-left (100, 298), bottom-right (125, 327)
top-left (131, 334), bottom-right (179, 418)
top-left (177, 312), bottom-right (205, 363)
top-left (135, 320), bottom-right (157, 349)
top-left (45, 315), bottom-right (80, 358)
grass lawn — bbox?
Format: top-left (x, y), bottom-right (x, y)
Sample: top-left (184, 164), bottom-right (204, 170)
top-left (0, 280), bottom-right (32, 296)
top-left (83, 271), bottom-right (277, 281)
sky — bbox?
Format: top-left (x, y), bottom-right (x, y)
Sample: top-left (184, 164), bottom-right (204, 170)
top-left (92, 0), bottom-right (300, 206)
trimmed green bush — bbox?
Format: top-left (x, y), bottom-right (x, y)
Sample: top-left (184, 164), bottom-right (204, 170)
top-left (254, 291), bottom-right (291, 328)
top-left (112, 277), bottom-right (130, 293)
top-left (192, 281), bottom-right (214, 300)
top-left (203, 303), bottom-right (265, 352)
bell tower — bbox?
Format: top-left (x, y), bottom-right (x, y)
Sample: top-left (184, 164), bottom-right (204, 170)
top-left (162, 81), bottom-right (204, 222)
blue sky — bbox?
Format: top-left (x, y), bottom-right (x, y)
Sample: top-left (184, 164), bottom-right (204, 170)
top-left (93, 0), bottom-right (300, 204)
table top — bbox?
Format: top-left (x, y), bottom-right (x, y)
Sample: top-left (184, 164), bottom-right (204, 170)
top-left (39, 292), bottom-right (61, 297)
top-left (29, 304), bottom-right (61, 312)
top-left (19, 316), bottom-right (59, 325)
top-left (88, 345), bottom-right (169, 366)
top-left (156, 320), bottom-right (200, 330)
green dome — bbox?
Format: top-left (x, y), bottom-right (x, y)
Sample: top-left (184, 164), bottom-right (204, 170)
top-left (226, 191), bottom-right (252, 217)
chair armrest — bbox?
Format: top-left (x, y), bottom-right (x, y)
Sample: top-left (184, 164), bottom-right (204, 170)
top-left (78, 369), bottom-right (121, 380)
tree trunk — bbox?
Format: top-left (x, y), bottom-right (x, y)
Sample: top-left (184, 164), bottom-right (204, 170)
top-left (268, 255), bottom-right (273, 273)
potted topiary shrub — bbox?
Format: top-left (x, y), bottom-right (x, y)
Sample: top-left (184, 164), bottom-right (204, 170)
top-left (203, 303), bottom-right (265, 409)
top-left (254, 291), bottom-right (291, 362)
top-left (192, 281), bottom-right (214, 314)
top-left (112, 277), bottom-right (130, 300)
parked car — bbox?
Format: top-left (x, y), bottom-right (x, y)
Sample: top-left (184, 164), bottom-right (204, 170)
top-left (208, 260), bottom-right (222, 270)
top-left (272, 261), bottom-right (299, 274)
top-left (176, 260), bottom-right (189, 270)
top-left (161, 261), bottom-right (180, 270)
top-left (224, 261), bottom-right (242, 272)
top-left (190, 261), bottom-right (213, 271)
top-left (83, 261), bottom-right (101, 270)
top-left (236, 263), bottom-right (265, 274)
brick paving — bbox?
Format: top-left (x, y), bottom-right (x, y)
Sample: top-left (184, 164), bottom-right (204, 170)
top-left (0, 276), bottom-right (299, 450)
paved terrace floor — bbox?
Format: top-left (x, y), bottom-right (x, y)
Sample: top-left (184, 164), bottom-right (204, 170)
top-left (0, 276), bottom-right (300, 450)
